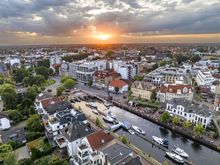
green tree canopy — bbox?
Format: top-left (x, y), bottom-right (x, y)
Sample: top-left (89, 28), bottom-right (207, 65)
top-left (133, 75), bottom-right (144, 81)
top-left (172, 116), bottom-right (180, 125)
top-left (160, 111), bottom-right (171, 123)
top-left (0, 83), bottom-right (17, 109)
top-left (6, 110), bottom-right (23, 124)
top-left (35, 67), bottom-right (49, 79)
top-left (25, 114), bottom-right (43, 132)
top-left (88, 79), bottom-right (93, 87)
top-left (193, 124), bottom-right (205, 136)
top-left (114, 86), bottom-right (119, 93)
top-left (60, 76), bottom-right (74, 83)
top-left (13, 68), bottom-right (30, 83)
top-left (183, 120), bottom-right (191, 129)
top-left (62, 79), bottom-right (75, 89)
top-left (190, 55), bottom-right (201, 63)
top-left (37, 59), bottom-right (50, 68)
top-left (150, 90), bottom-right (157, 101)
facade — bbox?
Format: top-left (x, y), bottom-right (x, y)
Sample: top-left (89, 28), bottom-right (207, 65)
top-left (108, 79), bottom-right (128, 93)
top-left (59, 62), bottom-right (69, 76)
top-left (157, 84), bottom-right (193, 102)
top-left (131, 81), bottom-right (156, 100)
top-left (0, 113), bottom-right (10, 130)
top-left (196, 70), bottom-right (215, 86)
top-left (166, 99), bottom-right (212, 128)
top-left (116, 64), bottom-right (137, 80)
top-left (93, 70), bottom-right (121, 89)
top-left (69, 60), bottom-right (107, 84)
top-left (145, 67), bottom-right (189, 85)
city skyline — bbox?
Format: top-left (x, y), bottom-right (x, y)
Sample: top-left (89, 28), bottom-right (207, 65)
top-left (1, 0), bottom-right (220, 45)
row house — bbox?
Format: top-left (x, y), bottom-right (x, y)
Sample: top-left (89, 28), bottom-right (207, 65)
top-left (166, 99), bottom-right (212, 128)
top-left (157, 84), bottom-right (193, 103)
top-left (131, 81), bottom-right (156, 100)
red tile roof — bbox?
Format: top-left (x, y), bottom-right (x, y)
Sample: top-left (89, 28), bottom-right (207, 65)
top-left (159, 84), bottom-right (193, 94)
top-left (41, 96), bottom-right (63, 108)
top-left (87, 130), bottom-right (114, 150)
top-left (109, 79), bottom-right (128, 88)
top-left (94, 70), bottom-right (120, 79)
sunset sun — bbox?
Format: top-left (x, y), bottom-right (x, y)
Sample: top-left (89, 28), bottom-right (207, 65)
top-left (94, 34), bottom-right (111, 41)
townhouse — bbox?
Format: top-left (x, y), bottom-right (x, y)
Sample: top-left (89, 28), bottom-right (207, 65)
top-left (157, 84), bottom-right (193, 103)
top-left (131, 81), bottom-right (156, 100)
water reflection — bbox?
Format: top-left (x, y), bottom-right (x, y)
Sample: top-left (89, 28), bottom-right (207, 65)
top-left (181, 137), bottom-right (189, 144)
top-left (159, 127), bottom-right (169, 136)
top-left (191, 142), bottom-right (202, 151)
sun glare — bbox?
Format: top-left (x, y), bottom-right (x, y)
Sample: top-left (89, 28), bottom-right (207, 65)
top-left (94, 34), bottom-right (111, 41)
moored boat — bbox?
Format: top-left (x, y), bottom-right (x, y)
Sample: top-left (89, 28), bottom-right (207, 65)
top-left (132, 125), bottom-right (145, 135)
top-left (128, 129), bottom-right (135, 135)
top-left (103, 116), bottom-right (114, 123)
top-left (108, 111), bottom-right (116, 119)
top-left (166, 152), bottom-right (184, 164)
top-left (172, 145), bottom-right (189, 158)
top-left (92, 109), bottom-right (99, 115)
top-left (152, 136), bottom-right (169, 147)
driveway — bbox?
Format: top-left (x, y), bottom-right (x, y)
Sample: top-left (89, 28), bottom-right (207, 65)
top-left (45, 75), bottom-right (61, 95)
top-left (15, 146), bottom-right (30, 160)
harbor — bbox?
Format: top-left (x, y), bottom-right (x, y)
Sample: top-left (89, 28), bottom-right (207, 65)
top-left (72, 95), bottom-right (220, 165)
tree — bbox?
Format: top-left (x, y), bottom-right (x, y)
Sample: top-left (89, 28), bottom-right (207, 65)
top-left (193, 124), bottom-right (205, 136)
top-left (0, 144), bottom-right (12, 153)
top-left (119, 135), bottom-right (128, 144)
top-left (3, 152), bottom-right (17, 165)
top-left (160, 111), bottom-right (170, 123)
top-left (106, 50), bottom-right (114, 58)
top-left (35, 66), bottom-right (49, 79)
top-left (150, 90), bottom-right (157, 101)
top-left (152, 63), bottom-right (159, 70)
top-left (114, 86), bottom-right (119, 94)
top-left (25, 114), bottom-right (43, 132)
top-left (95, 117), bottom-right (102, 127)
top-left (160, 60), bottom-right (167, 66)
top-left (162, 161), bottom-right (168, 165)
top-left (172, 116), bottom-right (180, 126)
top-left (133, 75), bottom-right (144, 81)
top-left (49, 68), bottom-right (54, 75)
top-left (56, 86), bottom-right (64, 96)
top-left (6, 110), bottom-right (23, 123)
top-left (63, 79), bottom-right (75, 89)
top-left (61, 76), bottom-right (74, 83)
top-left (37, 59), bottom-right (50, 68)
top-left (0, 83), bottom-right (17, 109)
top-left (190, 55), bottom-right (201, 63)
top-left (26, 86), bottom-right (38, 101)
top-left (175, 54), bottom-right (190, 64)
top-left (13, 68), bottom-right (30, 83)
top-left (183, 120), bottom-right (191, 129)
top-left (88, 79), bottom-right (93, 87)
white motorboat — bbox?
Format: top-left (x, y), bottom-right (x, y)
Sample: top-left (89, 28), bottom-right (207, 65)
top-left (86, 102), bottom-right (97, 109)
top-left (132, 125), bottom-right (145, 135)
top-left (152, 136), bottom-right (169, 147)
top-left (108, 111), bottom-right (116, 119)
top-left (128, 129), bottom-right (135, 135)
top-left (172, 145), bottom-right (189, 158)
top-left (103, 116), bottom-right (114, 123)
top-left (92, 109), bottom-right (99, 115)
top-left (166, 152), bottom-right (184, 164)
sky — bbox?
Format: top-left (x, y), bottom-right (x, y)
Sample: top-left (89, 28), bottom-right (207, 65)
top-left (0, 0), bottom-right (220, 45)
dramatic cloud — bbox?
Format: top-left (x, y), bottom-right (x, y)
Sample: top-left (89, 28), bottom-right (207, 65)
top-left (0, 0), bottom-right (220, 44)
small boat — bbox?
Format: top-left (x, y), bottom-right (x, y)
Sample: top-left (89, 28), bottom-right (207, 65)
top-left (172, 145), bottom-right (189, 158)
top-left (121, 121), bottom-right (131, 130)
top-left (92, 109), bottom-right (99, 115)
top-left (166, 152), bottom-right (184, 164)
top-left (103, 116), bottom-right (114, 123)
top-left (132, 125), bottom-right (145, 135)
top-left (128, 129), bottom-right (135, 135)
top-left (104, 102), bottom-right (110, 107)
top-left (108, 111), bottom-right (116, 119)
top-left (152, 136), bottom-right (169, 147)
top-left (86, 102), bottom-right (97, 109)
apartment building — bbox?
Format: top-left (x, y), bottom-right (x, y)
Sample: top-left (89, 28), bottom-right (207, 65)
top-left (196, 70), bottom-right (215, 86)
top-left (157, 84), bottom-right (193, 102)
top-left (166, 99), bottom-right (212, 128)
top-left (93, 70), bottom-right (121, 89)
top-left (145, 67), bottom-right (189, 85)
top-left (69, 60), bottom-right (107, 84)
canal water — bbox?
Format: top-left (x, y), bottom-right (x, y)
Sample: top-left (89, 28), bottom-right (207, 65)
top-left (108, 106), bottom-right (220, 165)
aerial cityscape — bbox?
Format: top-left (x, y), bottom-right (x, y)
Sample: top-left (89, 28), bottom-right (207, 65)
top-left (0, 1), bottom-right (220, 165)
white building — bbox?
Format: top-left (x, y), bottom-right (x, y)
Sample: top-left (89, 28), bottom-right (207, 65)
top-left (110, 60), bottom-right (137, 80)
top-left (50, 55), bottom-right (62, 66)
top-left (196, 70), bottom-right (215, 86)
top-left (69, 60), bottom-right (107, 84)
top-left (108, 79), bottom-right (128, 93)
top-left (157, 84), bottom-right (194, 103)
top-left (0, 113), bottom-right (11, 130)
top-left (166, 99), bottom-right (212, 128)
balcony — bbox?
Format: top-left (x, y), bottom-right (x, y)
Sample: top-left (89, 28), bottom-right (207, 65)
top-left (55, 135), bottom-right (67, 148)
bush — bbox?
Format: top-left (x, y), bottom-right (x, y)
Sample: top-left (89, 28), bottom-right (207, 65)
top-left (26, 132), bottom-right (42, 141)
top-left (18, 158), bottom-right (33, 165)
top-left (213, 131), bottom-right (219, 139)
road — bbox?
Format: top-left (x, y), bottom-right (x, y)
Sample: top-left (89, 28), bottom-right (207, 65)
top-left (45, 76), bottom-right (61, 95)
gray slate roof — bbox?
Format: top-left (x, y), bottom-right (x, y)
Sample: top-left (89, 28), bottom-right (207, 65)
top-left (0, 126), bottom-right (26, 144)
top-left (102, 143), bottom-right (132, 165)
top-left (168, 98), bottom-right (211, 117)
top-left (61, 122), bottom-right (94, 142)
top-left (45, 101), bottom-right (73, 115)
